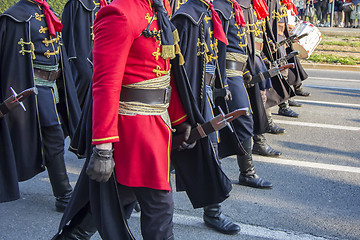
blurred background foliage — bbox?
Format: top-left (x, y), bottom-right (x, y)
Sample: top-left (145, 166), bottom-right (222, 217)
top-left (0, 0), bottom-right (67, 16)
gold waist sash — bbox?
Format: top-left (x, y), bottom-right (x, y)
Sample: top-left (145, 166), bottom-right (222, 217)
top-left (118, 74), bottom-right (171, 128)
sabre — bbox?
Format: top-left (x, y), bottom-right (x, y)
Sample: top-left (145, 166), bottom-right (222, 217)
top-left (0, 87), bottom-right (38, 118)
top-left (171, 107), bottom-right (250, 150)
top-left (10, 87), bottom-right (27, 111)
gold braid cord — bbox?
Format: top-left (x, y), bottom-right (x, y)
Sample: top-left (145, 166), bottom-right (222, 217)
top-left (226, 52), bottom-right (248, 77)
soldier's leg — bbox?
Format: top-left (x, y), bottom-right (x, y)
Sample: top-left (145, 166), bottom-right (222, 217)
top-left (42, 125), bottom-right (73, 212)
top-left (54, 205), bottom-right (97, 240)
top-left (267, 107), bottom-right (286, 134)
top-left (237, 137), bottom-right (272, 189)
top-left (252, 133), bottom-right (282, 157)
top-left (294, 82), bottom-right (311, 97)
top-left (134, 187), bottom-right (174, 240)
top-left (203, 142), bottom-right (240, 235)
top-left (278, 100), bottom-right (299, 118)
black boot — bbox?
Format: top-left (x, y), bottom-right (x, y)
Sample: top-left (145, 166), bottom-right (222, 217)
top-left (252, 134), bottom-right (281, 157)
top-left (288, 99), bottom-right (302, 107)
top-left (294, 83), bottom-right (311, 97)
top-left (54, 207), bottom-right (98, 240)
top-left (203, 204), bottom-right (240, 235)
top-left (237, 138), bottom-right (272, 189)
top-left (268, 118), bottom-right (285, 134)
top-left (278, 101), bottom-right (299, 118)
top-left (46, 153), bottom-right (73, 212)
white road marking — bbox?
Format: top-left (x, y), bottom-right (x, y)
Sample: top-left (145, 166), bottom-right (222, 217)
top-left (307, 77), bottom-right (360, 82)
top-left (273, 119), bottom-right (360, 131)
top-left (303, 84), bottom-right (360, 91)
top-left (254, 156), bottom-right (360, 174)
top-left (295, 99), bottom-right (360, 108)
top-left (131, 212), bottom-right (329, 240)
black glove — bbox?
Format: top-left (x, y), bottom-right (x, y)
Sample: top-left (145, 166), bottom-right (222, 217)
top-left (243, 72), bottom-right (253, 88)
top-left (269, 41), bottom-right (277, 53)
top-left (174, 122), bottom-right (196, 151)
top-left (224, 89), bottom-right (232, 101)
top-left (263, 58), bottom-right (271, 69)
top-left (86, 147), bottom-right (115, 182)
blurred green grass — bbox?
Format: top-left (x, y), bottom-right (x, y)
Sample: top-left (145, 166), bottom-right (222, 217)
top-left (308, 54), bottom-right (360, 65)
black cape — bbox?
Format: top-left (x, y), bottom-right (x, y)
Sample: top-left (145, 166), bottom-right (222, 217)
top-left (260, 0), bottom-right (296, 107)
top-left (61, 0), bottom-right (99, 108)
top-left (0, 1), bottom-right (81, 203)
top-left (215, 0), bottom-right (255, 157)
top-left (171, 0), bottom-right (233, 209)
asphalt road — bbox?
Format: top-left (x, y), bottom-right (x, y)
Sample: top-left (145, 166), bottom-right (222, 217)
top-left (0, 68), bottom-right (359, 240)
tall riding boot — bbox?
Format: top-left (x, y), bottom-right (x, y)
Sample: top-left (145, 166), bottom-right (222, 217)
top-left (46, 153), bottom-right (73, 212)
top-left (252, 134), bottom-right (281, 157)
top-left (203, 203), bottom-right (240, 235)
top-left (237, 138), bottom-right (272, 189)
top-left (266, 108), bottom-right (285, 134)
top-left (278, 101), bottom-right (299, 118)
top-left (54, 207), bottom-right (98, 240)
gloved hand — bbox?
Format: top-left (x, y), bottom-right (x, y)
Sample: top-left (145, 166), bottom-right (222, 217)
top-left (243, 72), bottom-right (253, 88)
top-left (174, 121), bottom-right (196, 151)
top-left (224, 89), bottom-right (232, 101)
top-left (263, 57), bottom-right (271, 69)
top-left (86, 147), bottom-right (115, 182)
top-left (269, 41), bottom-right (277, 53)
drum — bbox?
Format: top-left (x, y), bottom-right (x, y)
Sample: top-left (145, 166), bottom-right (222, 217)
top-left (291, 21), bottom-right (322, 59)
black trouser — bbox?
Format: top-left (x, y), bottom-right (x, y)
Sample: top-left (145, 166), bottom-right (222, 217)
top-left (41, 125), bottom-right (72, 202)
top-left (118, 184), bottom-right (174, 240)
top-left (41, 124), bottom-right (65, 158)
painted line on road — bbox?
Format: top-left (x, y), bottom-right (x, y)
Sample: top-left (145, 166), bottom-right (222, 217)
top-left (274, 119), bottom-right (360, 131)
top-left (254, 156), bottom-right (360, 174)
top-left (303, 84), bottom-right (360, 91)
top-left (308, 77), bottom-right (360, 82)
top-left (131, 212), bottom-right (329, 240)
top-left (295, 99), bottom-right (360, 108)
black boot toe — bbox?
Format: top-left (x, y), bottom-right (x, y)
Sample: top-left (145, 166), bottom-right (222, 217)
top-left (203, 213), bottom-right (240, 235)
top-left (239, 174), bottom-right (273, 189)
top-left (278, 108), bottom-right (299, 118)
top-left (252, 144), bottom-right (281, 157)
top-left (268, 123), bottom-right (286, 134)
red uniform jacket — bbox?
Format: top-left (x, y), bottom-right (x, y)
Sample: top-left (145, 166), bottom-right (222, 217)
top-left (91, 0), bottom-right (186, 191)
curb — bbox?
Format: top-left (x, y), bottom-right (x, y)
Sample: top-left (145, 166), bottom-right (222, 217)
top-left (318, 27), bottom-right (360, 38)
top-left (301, 62), bottom-right (360, 72)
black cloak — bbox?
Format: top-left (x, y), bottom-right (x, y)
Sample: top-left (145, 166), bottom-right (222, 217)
top-left (61, 0), bottom-right (100, 108)
top-left (171, 0), bottom-right (233, 209)
top-left (0, 1), bottom-right (81, 203)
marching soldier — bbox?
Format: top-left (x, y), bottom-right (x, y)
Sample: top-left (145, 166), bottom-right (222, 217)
top-left (0, 0), bottom-right (80, 211)
top-left (214, 0), bottom-right (273, 188)
top-left (53, 0), bottom-right (195, 239)
top-left (171, 0), bottom-right (241, 235)
top-left (236, 0), bottom-right (284, 157)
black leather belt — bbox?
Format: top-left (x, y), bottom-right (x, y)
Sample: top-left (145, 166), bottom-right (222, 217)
top-left (120, 86), bottom-right (171, 105)
top-left (226, 59), bottom-right (246, 72)
top-left (33, 68), bottom-right (61, 82)
top-left (205, 73), bottom-right (216, 87)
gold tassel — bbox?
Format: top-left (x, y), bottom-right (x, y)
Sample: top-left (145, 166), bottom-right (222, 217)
top-left (172, 29), bottom-right (180, 43)
top-left (161, 45), bottom-right (176, 59)
top-left (178, 52), bottom-right (185, 65)
top-left (174, 43), bottom-right (185, 65)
